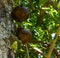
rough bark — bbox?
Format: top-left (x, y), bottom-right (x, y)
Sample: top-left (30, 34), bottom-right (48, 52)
top-left (0, 0), bottom-right (15, 58)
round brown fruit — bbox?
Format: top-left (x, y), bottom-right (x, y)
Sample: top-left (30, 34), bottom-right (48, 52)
top-left (11, 6), bottom-right (30, 22)
top-left (17, 28), bottom-right (32, 44)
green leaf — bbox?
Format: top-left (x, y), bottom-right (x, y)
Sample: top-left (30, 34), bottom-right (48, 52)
top-left (11, 41), bottom-right (18, 51)
top-left (39, 0), bottom-right (48, 6)
top-left (57, 2), bottom-right (60, 9)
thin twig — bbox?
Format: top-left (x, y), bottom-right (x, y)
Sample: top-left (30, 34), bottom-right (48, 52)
top-left (25, 44), bottom-right (30, 58)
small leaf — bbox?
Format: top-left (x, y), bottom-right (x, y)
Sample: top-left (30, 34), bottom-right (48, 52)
top-left (11, 41), bottom-right (18, 51)
top-left (57, 2), bottom-right (60, 9)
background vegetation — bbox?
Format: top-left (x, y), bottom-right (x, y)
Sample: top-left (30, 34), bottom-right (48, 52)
top-left (11, 0), bottom-right (60, 58)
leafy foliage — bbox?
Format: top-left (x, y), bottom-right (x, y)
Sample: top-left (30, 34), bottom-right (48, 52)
top-left (11, 0), bottom-right (60, 58)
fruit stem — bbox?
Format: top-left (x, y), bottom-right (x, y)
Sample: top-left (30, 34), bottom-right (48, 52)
top-left (25, 44), bottom-right (30, 58)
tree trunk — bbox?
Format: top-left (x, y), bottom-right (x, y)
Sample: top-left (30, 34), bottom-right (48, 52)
top-left (0, 0), bottom-right (15, 58)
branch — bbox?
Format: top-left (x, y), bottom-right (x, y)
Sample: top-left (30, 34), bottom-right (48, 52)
top-left (45, 26), bottom-right (60, 58)
top-left (29, 0), bottom-right (35, 11)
